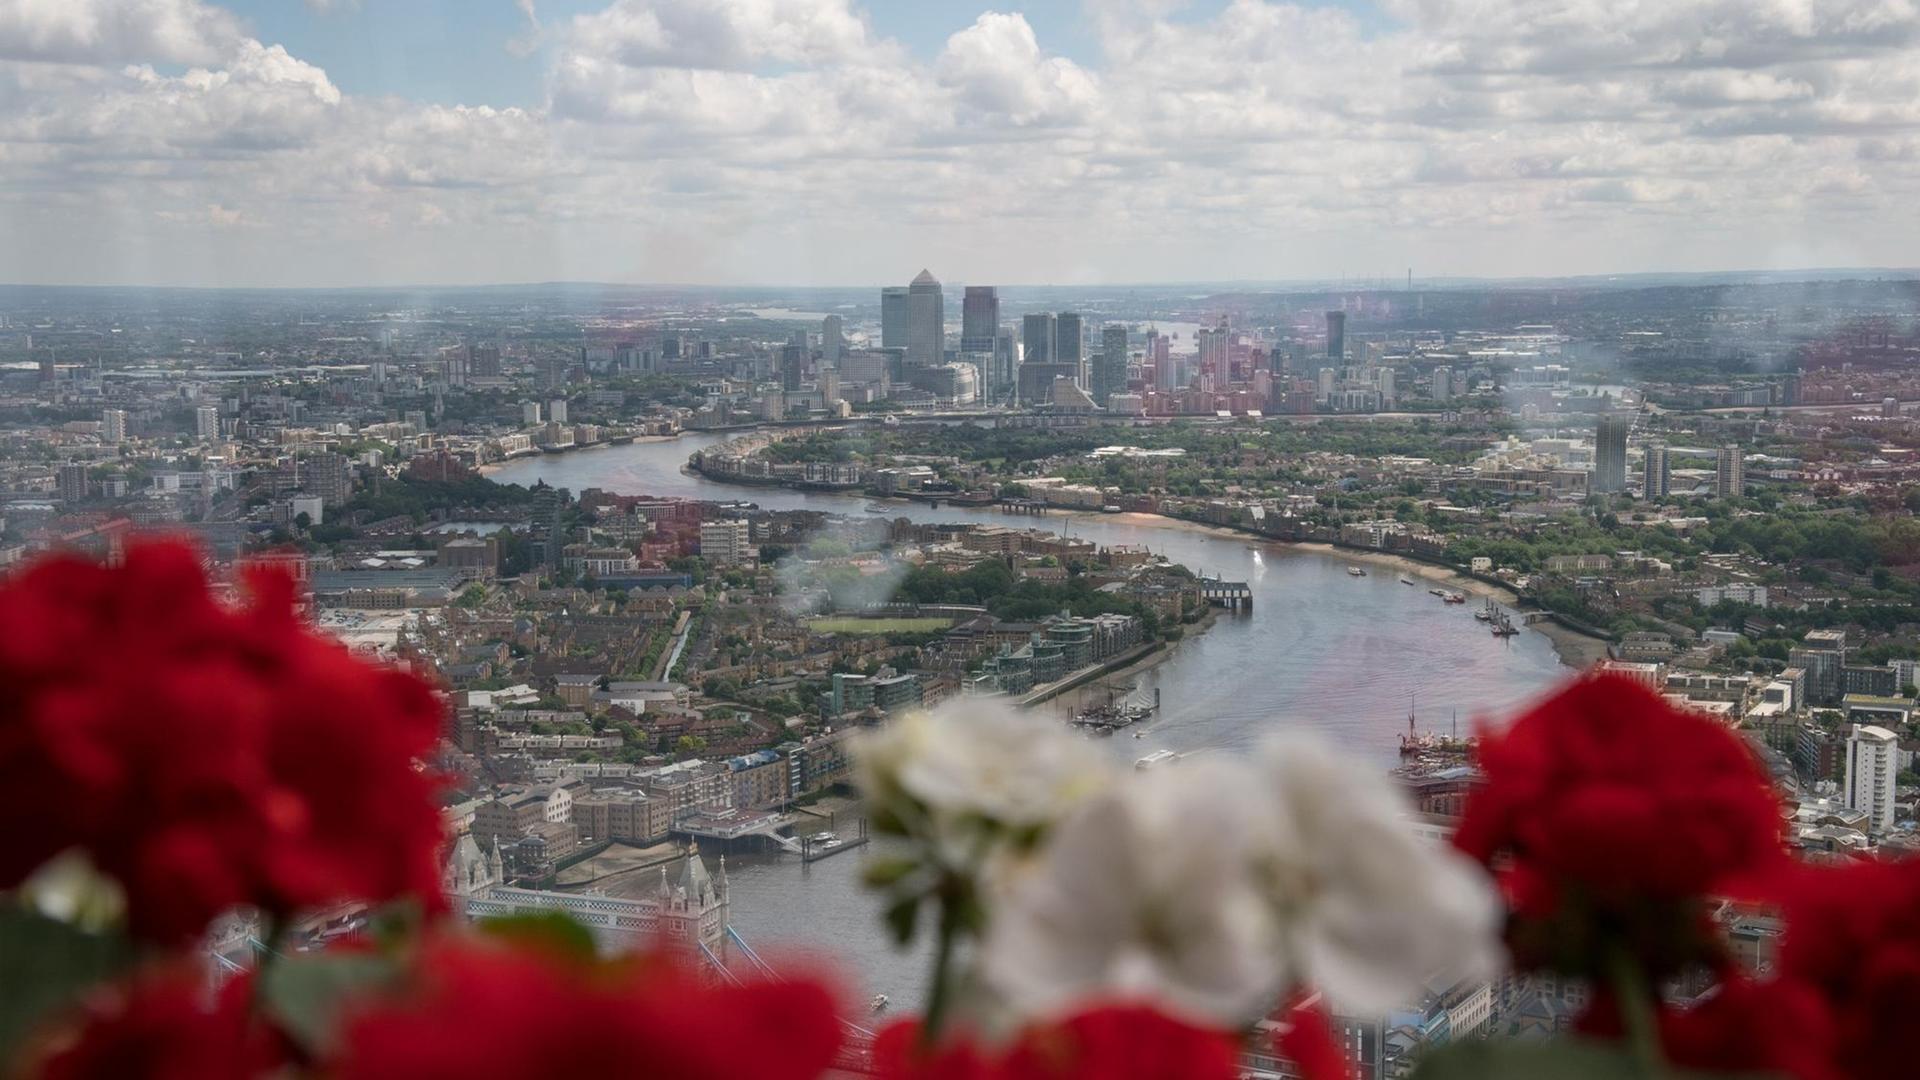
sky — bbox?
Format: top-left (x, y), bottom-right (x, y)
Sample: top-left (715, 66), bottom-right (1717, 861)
top-left (2, 0), bottom-right (1919, 288)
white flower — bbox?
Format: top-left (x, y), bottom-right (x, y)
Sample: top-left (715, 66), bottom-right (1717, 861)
top-left (1253, 735), bottom-right (1503, 1015)
top-left (977, 737), bottom-right (1504, 1028)
top-left (979, 759), bottom-right (1288, 1026)
top-left (854, 699), bottom-right (1114, 839)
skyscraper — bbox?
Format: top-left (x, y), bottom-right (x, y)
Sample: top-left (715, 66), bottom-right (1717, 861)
top-left (821, 315), bottom-right (844, 364)
top-left (1096, 326), bottom-right (1129, 407)
top-left (992, 328), bottom-right (1019, 402)
top-left (960, 286), bottom-right (999, 354)
top-left (907, 270), bottom-right (943, 366)
top-left (780, 343), bottom-right (805, 391)
top-left (1022, 313), bottom-right (1055, 365)
top-left (1054, 313), bottom-right (1084, 385)
top-left (1593, 413), bottom-right (1631, 494)
top-left (195, 405), bottom-right (220, 440)
top-left (1716, 445), bottom-right (1746, 497)
top-left (880, 287), bottom-right (909, 351)
top-left (1643, 443), bottom-right (1671, 499)
top-left (1431, 366), bottom-right (1453, 402)
top-left (1325, 311), bottom-right (1346, 361)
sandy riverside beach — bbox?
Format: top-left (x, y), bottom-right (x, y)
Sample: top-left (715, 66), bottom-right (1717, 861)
top-left (1048, 509), bottom-right (1614, 671)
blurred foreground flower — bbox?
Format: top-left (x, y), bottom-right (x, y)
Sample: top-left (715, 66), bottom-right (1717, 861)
top-left (874, 1003), bottom-right (1239, 1080)
top-left (856, 700), bottom-right (1116, 1040)
top-left (331, 936), bottom-right (843, 1080)
top-left (981, 737), bottom-right (1499, 1027)
top-left (1452, 674), bottom-right (1785, 981)
top-left (0, 540), bottom-right (447, 943)
top-left (34, 969), bottom-right (285, 1080)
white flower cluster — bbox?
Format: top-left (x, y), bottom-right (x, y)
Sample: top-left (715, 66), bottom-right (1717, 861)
top-left (855, 700), bottom-right (1502, 1029)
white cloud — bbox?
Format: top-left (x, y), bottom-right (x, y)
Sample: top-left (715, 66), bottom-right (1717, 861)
top-left (563, 0), bottom-right (874, 72)
top-left (9, 0), bottom-right (1920, 285)
top-left (0, 0), bottom-right (244, 66)
top-left (936, 12), bottom-right (1097, 128)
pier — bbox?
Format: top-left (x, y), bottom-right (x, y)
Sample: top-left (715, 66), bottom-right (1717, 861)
top-left (1200, 578), bottom-right (1254, 610)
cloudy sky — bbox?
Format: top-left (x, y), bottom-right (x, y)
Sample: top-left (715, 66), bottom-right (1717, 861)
top-left (4, 0), bottom-right (1920, 288)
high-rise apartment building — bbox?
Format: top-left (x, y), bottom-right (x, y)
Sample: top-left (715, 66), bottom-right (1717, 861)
top-left (1716, 446), bottom-right (1746, 497)
top-left (100, 408), bottom-right (127, 444)
top-left (1197, 327), bottom-right (1228, 384)
top-left (821, 315), bottom-right (844, 364)
top-left (195, 405), bottom-right (220, 440)
top-left (699, 519), bottom-right (755, 566)
top-left (1593, 413), bottom-right (1631, 494)
top-left (522, 401), bottom-right (542, 426)
top-left (549, 398), bottom-right (569, 424)
top-left (880, 287), bottom-right (909, 351)
top-left (57, 463), bottom-right (88, 503)
top-left (1325, 311), bottom-right (1346, 361)
top-left (1095, 326), bottom-right (1129, 407)
top-left (960, 286), bottom-right (998, 354)
top-left (1844, 724), bottom-right (1899, 833)
top-left (907, 270), bottom-right (944, 366)
top-left (306, 451), bottom-right (353, 509)
top-left (1643, 444), bottom-right (1671, 499)
top-left (1432, 366), bottom-right (1453, 402)
top-left (467, 343), bottom-right (502, 378)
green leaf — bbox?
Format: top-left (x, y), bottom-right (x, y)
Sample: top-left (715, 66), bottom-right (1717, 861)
top-left (476, 910), bottom-right (598, 962)
top-left (860, 856), bottom-right (920, 890)
top-left (1410, 1039), bottom-right (1779, 1080)
top-left (883, 895), bottom-right (921, 947)
top-left (260, 951), bottom-right (401, 1054)
top-left (0, 906), bottom-right (133, 1059)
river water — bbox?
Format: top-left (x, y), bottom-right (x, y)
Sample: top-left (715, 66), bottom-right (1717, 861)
top-left (487, 433), bottom-right (1571, 1009)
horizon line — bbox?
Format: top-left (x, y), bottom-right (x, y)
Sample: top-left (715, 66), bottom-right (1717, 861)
top-left (3, 266), bottom-right (1920, 295)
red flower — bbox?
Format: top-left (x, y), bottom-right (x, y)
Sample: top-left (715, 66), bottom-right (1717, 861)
top-left (332, 937), bottom-right (843, 1080)
top-left (1659, 977), bottom-right (1838, 1080)
top-left (1452, 674), bottom-right (1785, 976)
top-left (875, 1005), bottom-right (1239, 1080)
top-left (0, 540), bottom-right (447, 942)
top-left (1774, 859), bottom-right (1920, 1080)
top-left (36, 970), bottom-right (287, 1080)
top-left (1272, 999), bottom-right (1355, 1080)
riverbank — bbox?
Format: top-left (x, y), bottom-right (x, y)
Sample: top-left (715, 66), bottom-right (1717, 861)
top-left (1047, 509), bottom-right (1612, 670)
top-left (477, 433), bottom-right (684, 477)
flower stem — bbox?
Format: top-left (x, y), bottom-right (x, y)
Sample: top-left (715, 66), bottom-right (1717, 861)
top-left (1605, 947), bottom-right (1665, 1076)
top-left (918, 891), bottom-right (964, 1050)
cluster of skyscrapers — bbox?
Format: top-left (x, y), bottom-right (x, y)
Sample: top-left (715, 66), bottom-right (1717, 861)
top-left (868, 271), bottom-right (1116, 409)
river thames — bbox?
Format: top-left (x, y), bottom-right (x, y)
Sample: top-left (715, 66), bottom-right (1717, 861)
top-left (487, 431), bottom-right (1574, 1008)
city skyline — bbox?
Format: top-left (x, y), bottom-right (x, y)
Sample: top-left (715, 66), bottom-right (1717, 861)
top-left (7, 0), bottom-right (1920, 288)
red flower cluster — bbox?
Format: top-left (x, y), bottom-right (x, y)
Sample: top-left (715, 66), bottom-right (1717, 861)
top-left (35, 970), bottom-right (287, 1080)
top-left (0, 540), bottom-right (447, 942)
top-left (874, 1005), bottom-right (1241, 1080)
top-left (1767, 858), bottom-right (1920, 1080)
top-left (1453, 674), bottom-right (1785, 975)
top-left (331, 937), bottom-right (843, 1080)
